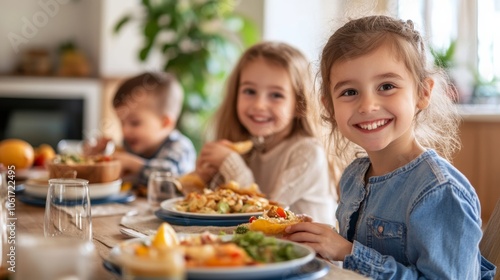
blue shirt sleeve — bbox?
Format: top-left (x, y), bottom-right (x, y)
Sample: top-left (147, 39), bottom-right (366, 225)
top-left (137, 131), bottom-right (196, 186)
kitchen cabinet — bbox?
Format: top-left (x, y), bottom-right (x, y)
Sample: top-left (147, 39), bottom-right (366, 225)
top-left (453, 112), bottom-right (500, 225)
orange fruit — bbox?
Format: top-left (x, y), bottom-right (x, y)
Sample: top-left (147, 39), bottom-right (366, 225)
top-left (0, 139), bottom-right (35, 170)
top-left (36, 144), bottom-right (55, 159)
top-left (34, 144), bottom-right (56, 166)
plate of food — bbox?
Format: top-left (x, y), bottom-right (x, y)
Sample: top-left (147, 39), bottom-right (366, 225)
top-left (160, 187), bottom-right (275, 219)
top-left (103, 255), bottom-right (328, 280)
top-left (107, 223), bottom-right (324, 280)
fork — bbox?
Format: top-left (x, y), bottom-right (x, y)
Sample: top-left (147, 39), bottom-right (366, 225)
top-left (119, 227), bottom-right (147, 238)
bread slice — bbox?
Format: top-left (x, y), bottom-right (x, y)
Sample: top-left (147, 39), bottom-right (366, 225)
top-left (178, 172), bottom-right (206, 194)
top-left (227, 140), bottom-right (253, 154)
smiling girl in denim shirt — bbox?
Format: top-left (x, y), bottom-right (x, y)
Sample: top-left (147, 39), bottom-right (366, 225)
top-left (284, 15), bottom-right (496, 279)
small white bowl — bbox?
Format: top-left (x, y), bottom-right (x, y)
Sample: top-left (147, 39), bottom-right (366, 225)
top-left (24, 178), bottom-right (122, 199)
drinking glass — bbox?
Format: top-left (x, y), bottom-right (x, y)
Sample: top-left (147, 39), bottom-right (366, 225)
top-left (147, 171), bottom-right (182, 212)
top-left (14, 234), bottom-right (95, 280)
top-left (44, 178), bottom-right (92, 240)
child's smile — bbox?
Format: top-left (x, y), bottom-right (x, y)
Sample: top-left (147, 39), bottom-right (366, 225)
top-left (355, 118), bottom-right (392, 132)
top-left (248, 114), bottom-right (273, 125)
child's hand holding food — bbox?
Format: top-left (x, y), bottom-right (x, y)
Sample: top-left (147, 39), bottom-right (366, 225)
top-left (82, 137), bottom-right (114, 156)
top-left (197, 140), bottom-right (234, 170)
top-left (283, 222), bottom-right (353, 262)
top-left (198, 139), bottom-right (254, 171)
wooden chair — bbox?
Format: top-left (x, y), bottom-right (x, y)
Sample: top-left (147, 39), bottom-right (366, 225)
top-left (480, 199), bottom-right (500, 280)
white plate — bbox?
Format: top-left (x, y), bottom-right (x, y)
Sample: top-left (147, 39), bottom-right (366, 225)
top-left (109, 234), bottom-right (315, 280)
top-left (160, 197), bottom-right (263, 220)
top-left (23, 178), bottom-right (122, 199)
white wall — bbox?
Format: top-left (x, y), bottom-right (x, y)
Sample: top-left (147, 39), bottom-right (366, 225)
top-left (0, 0), bottom-right (100, 76)
top-left (262, 0), bottom-right (343, 69)
top-left (99, 0), bottom-right (163, 77)
top-left (0, 0), bottom-right (345, 78)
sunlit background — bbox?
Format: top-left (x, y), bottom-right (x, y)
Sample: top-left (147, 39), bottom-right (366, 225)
top-left (0, 0), bottom-right (499, 150)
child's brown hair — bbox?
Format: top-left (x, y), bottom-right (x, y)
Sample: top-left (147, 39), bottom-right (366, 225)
top-left (113, 72), bottom-right (183, 122)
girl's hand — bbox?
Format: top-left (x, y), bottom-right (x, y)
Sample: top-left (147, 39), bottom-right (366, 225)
top-left (296, 214), bottom-right (313, 222)
top-left (195, 162), bottom-right (218, 183)
top-left (283, 222), bottom-right (353, 262)
top-left (197, 140), bottom-right (234, 169)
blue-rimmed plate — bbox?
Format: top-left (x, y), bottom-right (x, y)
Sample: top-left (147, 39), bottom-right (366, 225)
top-left (154, 209), bottom-right (251, 226)
top-left (103, 257), bottom-right (329, 280)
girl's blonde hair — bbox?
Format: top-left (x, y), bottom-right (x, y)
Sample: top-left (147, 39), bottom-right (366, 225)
top-left (319, 15), bottom-right (460, 162)
top-left (212, 41), bottom-right (318, 141)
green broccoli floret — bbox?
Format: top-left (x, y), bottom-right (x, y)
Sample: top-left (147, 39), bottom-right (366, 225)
top-left (235, 225), bottom-right (249, 234)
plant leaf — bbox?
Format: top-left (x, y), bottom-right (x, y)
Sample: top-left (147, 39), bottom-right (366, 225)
top-left (239, 16), bottom-right (260, 47)
top-left (142, 0), bottom-right (152, 12)
top-left (139, 42), bottom-right (153, 61)
top-left (114, 15), bottom-right (131, 34)
top-left (430, 39), bottom-right (456, 69)
top-left (445, 40), bottom-right (457, 60)
top-left (144, 19), bottom-right (160, 39)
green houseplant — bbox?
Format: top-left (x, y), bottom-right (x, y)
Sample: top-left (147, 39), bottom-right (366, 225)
top-left (430, 39), bottom-right (456, 70)
top-left (430, 39), bottom-right (459, 102)
top-left (114, 0), bottom-right (259, 150)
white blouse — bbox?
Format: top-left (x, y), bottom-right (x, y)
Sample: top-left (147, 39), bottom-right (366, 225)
top-left (217, 135), bottom-right (338, 224)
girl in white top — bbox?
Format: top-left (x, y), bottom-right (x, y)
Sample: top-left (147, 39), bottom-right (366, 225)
top-left (196, 41), bottom-right (338, 224)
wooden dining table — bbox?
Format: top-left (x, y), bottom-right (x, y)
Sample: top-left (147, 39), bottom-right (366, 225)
top-left (14, 193), bottom-right (368, 280)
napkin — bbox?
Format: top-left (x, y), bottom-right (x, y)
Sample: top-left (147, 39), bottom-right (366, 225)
top-left (61, 203), bottom-right (138, 217)
top-left (91, 203), bottom-right (139, 217)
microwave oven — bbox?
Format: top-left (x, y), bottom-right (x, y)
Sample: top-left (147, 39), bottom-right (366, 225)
top-left (0, 76), bottom-right (101, 150)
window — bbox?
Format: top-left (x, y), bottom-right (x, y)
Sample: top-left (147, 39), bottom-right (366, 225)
top-left (478, 0), bottom-right (500, 82)
top-left (398, 0), bottom-right (500, 103)
top-left (399, 0), bottom-right (458, 50)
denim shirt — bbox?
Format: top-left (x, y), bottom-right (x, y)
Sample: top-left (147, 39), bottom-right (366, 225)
top-left (337, 150), bottom-right (496, 279)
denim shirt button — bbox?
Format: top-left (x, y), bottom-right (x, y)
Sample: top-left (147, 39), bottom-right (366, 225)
top-left (377, 226), bottom-right (384, 233)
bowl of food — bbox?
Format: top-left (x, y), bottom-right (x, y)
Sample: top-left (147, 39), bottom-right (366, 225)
top-left (112, 223), bottom-right (185, 279)
top-left (47, 154), bottom-right (121, 184)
